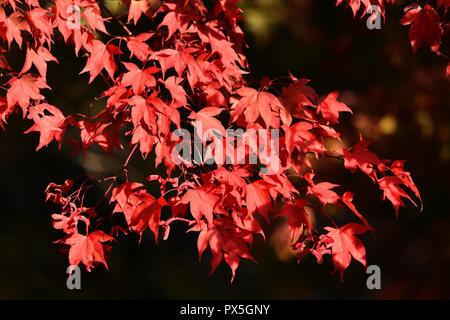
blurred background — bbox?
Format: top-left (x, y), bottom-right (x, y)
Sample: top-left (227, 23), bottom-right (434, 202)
top-left (1, 0), bottom-right (449, 299)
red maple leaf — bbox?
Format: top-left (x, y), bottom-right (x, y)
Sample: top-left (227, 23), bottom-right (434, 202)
top-left (83, 3), bottom-right (108, 34)
top-left (280, 75), bottom-right (318, 115)
top-left (163, 76), bottom-right (187, 108)
top-left (188, 107), bottom-right (226, 141)
top-left (6, 74), bottom-right (49, 114)
top-left (78, 110), bottom-right (123, 155)
top-left (189, 218), bottom-right (257, 282)
top-left (317, 91), bottom-right (352, 124)
top-left (129, 192), bottom-right (167, 240)
top-left (246, 180), bottom-right (272, 222)
top-left (110, 182), bottom-right (167, 240)
top-left (324, 223), bottom-right (371, 281)
top-left (390, 160), bottom-right (421, 206)
top-left (127, 33), bottom-right (153, 61)
top-left (127, 95), bottom-right (157, 130)
top-left (80, 40), bottom-right (122, 83)
top-left (126, 0), bottom-right (151, 25)
top-left (20, 46), bottom-right (58, 78)
top-left (3, 11), bottom-right (31, 48)
top-left (25, 103), bottom-right (72, 150)
top-left (285, 121), bottom-right (327, 155)
top-left (230, 87), bottom-right (286, 128)
top-left (62, 230), bottom-right (114, 272)
top-left (26, 7), bottom-right (55, 47)
top-left (156, 2), bottom-right (191, 40)
top-left (111, 182), bottom-right (145, 225)
top-left (277, 199), bottom-right (311, 244)
top-left (377, 175), bottom-right (417, 218)
top-left (337, 137), bottom-right (383, 180)
top-left (308, 182), bottom-right (340, 205)
top-left (400, 4), bottom-right (442, 53)
top-left (121, 62), bottom-right (158, 95)
top-left (180, 187), bottom-right (219, 224)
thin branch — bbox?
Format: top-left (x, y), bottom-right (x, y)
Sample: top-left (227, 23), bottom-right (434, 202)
top-left (97, 1), bottom-right (133, 36)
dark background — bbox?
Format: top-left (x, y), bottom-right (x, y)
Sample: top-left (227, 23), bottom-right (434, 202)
top-left (1, 0), bottom-right (449, 299)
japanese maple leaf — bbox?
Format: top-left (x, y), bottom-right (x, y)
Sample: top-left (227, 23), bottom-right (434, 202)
top-left (131, 124), bottom-right (156, 158)
top-left (130, 192), bottom-right (167, 240)
top-left (337, 137), bottom-right (383, 180)
top-left (156, 3), bottom-right (191, 40)
top-left (127, 33), bottom-right (153, 61)
top-left (110, 182), bottom-right (167, 239)
top-left (111, 182), bottom-right (145, 225)
top-left (20, 46), bottom-right (58, 78)
top-left (277, 199), bottom-right (310, 244)
top-left (246, 180), bottom-right (272, 222)
top-left (230, 87), bottom-right (284, 128)
top-left (6, 74), bottom-right (49, 114)
top-left (285, 121), bottom-right (327, 154)
top-left (400, 4), bottom-right (442, 53)
top-left (63, 230), bottom-right (114, 272)
top-left (78, 111), bottom-right (123, 155)
top-left (307, 182), bottom-right (340, 205)
top-left (3, 11), bottom-right (31, 48)
top-left (188, 107), bottom-right (226, 141)
top-left (163, 76), bottom-right (187, 108)
top-left (27, 7), bottom-right (55, 47)
top-left (180, 187), bottom-right (219, 224)
top-left (80, 40), bottom-right (122, 83)
top-left (127, 95), bottom-right (157, 130)
top-left (377, 175), bottom-right (416, 218)
top-left (193, 22), bottom-right (241, 67)
top-left (390, 160), bottom-right (421, 207)
top-left (52, 0), bottom-right (89, 54)
top-left (210, 167), bottom-right (249, 192)
top-left (204, 85), bottom-right (226, 108)
top-left (189, 219), bottom-right (256, 282)
top-left (121, 62), bottom-right (158, 95)
top-left (324, 223), bottom-right (371, 281)
top-left (83, 4), bottom-right (108, 34)
top-left (25, 103), bottom-right (71, 150)
top-left (153, 48), bottom-right (211, 90)
top-left (280, 76), bottom-right (318, 115)
top-left (262, 174), bottom-right (298, 199)
top-left (127, 0), bottom-right (151, 25)
top-left (317, 91), bottom-right (352, 124)
top-left (150, 48), bottom-right (208, 89)
top-left (231, 208), bottom-right (265, 239)
top-left (153, 94), bottom-right (180, 134)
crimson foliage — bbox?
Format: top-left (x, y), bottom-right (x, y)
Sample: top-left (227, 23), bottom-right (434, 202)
top-left (0, 0), bottom-right (436, 282)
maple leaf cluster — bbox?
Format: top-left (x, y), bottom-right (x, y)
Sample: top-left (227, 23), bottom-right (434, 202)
top-left (335, 0), bottom-right (449, 76)
top-left (0, 0), bottom-right (422, 282)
